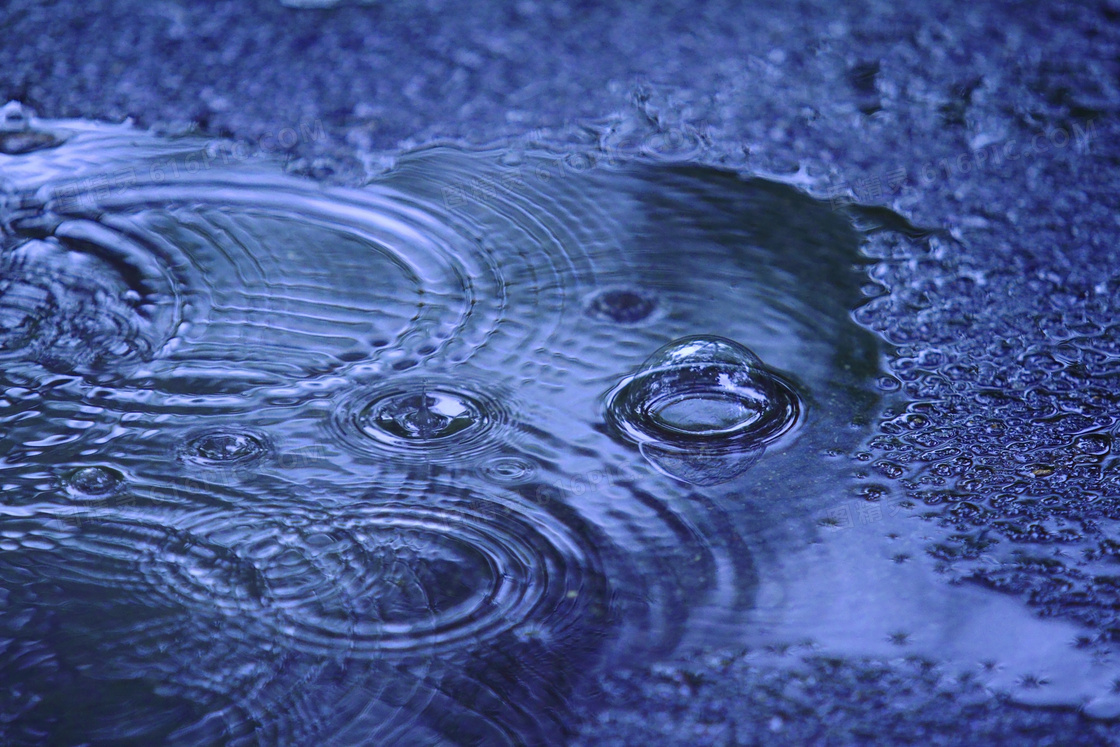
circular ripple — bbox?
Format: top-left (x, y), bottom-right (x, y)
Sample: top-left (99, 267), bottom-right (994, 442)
top-left (0, 515), bottom-right (434, 745)
top-left (179, 428), bottom-right (270, 468)
top-left (0, 168), bottom-right (477, 395)
top-left (2, 141), bottom-right (626, 395)
top-left (605, 335), bottom-right (801, 484)
top-left (332, 377), bottom-right (513, 463)
top-left (0, 233), bottom-right (176, 377)
top-left (151, 488), bottom-right (600, 658)
top-left (477, 456), bottom-right (538, 485)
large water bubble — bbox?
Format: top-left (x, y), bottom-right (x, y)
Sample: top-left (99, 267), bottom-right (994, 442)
top-left (605, 335), bottom-right (802, 484)
top-left (65, 465), bottom-right (124, 498)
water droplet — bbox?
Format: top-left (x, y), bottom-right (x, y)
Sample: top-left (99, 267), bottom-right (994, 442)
top-left (1075, 433), bottom-right (1111, 456)
top-left (181, 429), bottom-right (269, 467)
top-left (585, 287), bottom-right (659, 324)
top-left (66, 466), bottom-right (124, 496)
top-left (605, 335), bottom-right (801, 484)
top-left (478, 456), bottom-right (538, 485)
top-left (333, 377), bottom-right (512, 463)
top-left (365, 389), bottom-right (479, 441)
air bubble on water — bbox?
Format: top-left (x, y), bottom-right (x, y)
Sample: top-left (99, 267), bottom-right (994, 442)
top-left (478, 455), bottom-right (538, 485)
top-left (181, 429), bottom-right (270, 467)
top-left (66, 466), bottom-right (124, 497)
top-left (605, 335), bottom-right (801, 484)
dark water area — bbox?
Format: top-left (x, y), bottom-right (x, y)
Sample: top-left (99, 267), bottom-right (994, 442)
top-left (0, 117), bottom-right (887, 744)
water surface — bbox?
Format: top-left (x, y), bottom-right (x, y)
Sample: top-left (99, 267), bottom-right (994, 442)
top-left (4, 116), bottom-right (1106, 744)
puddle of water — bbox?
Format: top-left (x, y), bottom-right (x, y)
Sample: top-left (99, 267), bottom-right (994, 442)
top-left (1, 113), bottom-right (1114, 743)
top-left (747, 508), bottom-right (1120, 716)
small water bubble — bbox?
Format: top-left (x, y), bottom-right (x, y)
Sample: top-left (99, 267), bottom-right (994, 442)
top-left (478, 456), bottom-right (537, 485)
top-left (605, 335), bottom-right (801, 484)
top-left (181, 429), bottom-right (269, 467)
top-left (66, 466), bottom-right (124, 497)
top-left (585, 286), bottom-right (659, 324)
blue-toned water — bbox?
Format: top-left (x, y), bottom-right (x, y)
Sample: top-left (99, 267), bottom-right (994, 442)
top-left (3, 112), bottom-right (1117, 745)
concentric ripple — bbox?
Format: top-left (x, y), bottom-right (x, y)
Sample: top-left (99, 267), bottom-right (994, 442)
top-left (1, 169), bottom-right (481, 393)
top-left (0, 514), bottom-right (437, 746)
top-left (0, 233), bottom-right (176, 377)
top-left (0, 126), bottom-right (637, 403)
top-left (584, 286), bottom-right (660, 324)
top-left (179, 428), bottom-right (270, 468)
top-left (331, 376), bottom-right (514, 463)
top-left (477, 455), bottom-right (538, 485)
top-left (606, 335), bottom-right (802, 484)
top-left (149, 488), bottom-right (602, 658)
